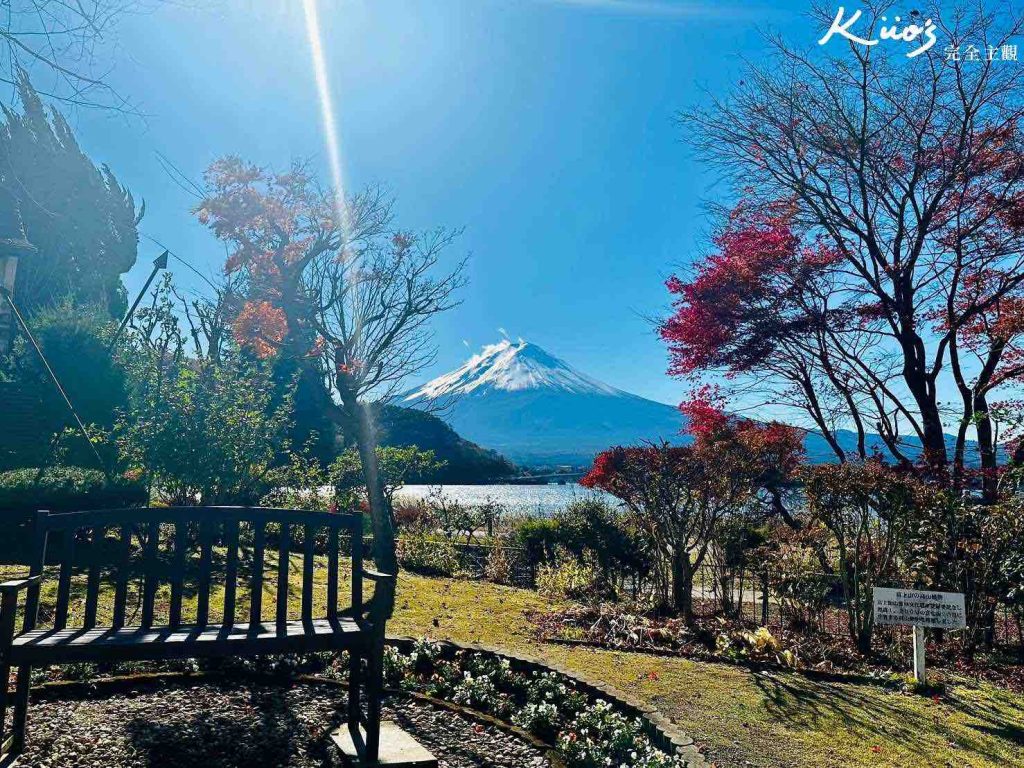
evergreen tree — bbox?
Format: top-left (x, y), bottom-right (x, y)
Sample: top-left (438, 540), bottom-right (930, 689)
top-left (0, 75), bottom-right (141, 317)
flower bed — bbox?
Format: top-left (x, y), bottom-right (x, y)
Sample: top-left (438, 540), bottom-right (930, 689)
top-left (527, 604), bottom-right (1024, 693)
top-left (23, 675), bottom-right (552, 768)
top-left (28, 638), bottom-right (707, 767)
top-left (528, 604), bottom-right (836, 668)
top-left (382, 639), bottom-right (696, 768)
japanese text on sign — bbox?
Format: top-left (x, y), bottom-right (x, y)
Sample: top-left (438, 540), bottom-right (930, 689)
top-left (873, 588), bottom-right (966, 630)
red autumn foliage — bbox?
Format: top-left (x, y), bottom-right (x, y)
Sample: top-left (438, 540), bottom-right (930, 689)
top-left (194, 156), bottom-right (341, 361)
top-left (233, 300), bottom-right (288, 359)
top-left (582, 396), bottom-right (804, 500)
top-left (659, 201), bottom-right (840, 377)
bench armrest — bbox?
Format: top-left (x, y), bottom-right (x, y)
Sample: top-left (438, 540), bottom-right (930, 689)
top-left (0, 575), bottom-right (41, 595)
top-left (361, 568), bottom-right (396, 582)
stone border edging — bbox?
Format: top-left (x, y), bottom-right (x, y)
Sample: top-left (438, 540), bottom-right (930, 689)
top-left (387, 635), bottom-right (711, 767)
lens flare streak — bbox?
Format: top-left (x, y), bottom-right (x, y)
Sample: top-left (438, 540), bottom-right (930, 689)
top-left (302, 0), bottom-right (347, 222)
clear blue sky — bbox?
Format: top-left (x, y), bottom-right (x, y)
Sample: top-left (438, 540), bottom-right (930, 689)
top-left (62, 0), bottom-right (811, 405)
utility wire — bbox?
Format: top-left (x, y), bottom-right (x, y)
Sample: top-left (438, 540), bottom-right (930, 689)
top-left (140, 233), bottom-right (219, 293)
top-left (1, 288), bottom-right (108, 476)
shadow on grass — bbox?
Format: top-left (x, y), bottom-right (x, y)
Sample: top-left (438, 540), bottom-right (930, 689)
top-left (752, 671), bottom-right (1023, 766)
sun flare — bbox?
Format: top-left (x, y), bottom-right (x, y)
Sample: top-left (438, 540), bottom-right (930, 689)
top-left (301, 0), bottom-right (347, 225)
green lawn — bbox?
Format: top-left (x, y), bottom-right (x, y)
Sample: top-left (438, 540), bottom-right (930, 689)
top-left (4, 558), bottom-right (1023, 768)
top-left (389, 572), bottom-right (1024, 768)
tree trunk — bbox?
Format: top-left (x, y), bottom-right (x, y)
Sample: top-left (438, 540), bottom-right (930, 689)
top-left (973, 393), bottom-right (999, 503)
top-left (671, 548), bottom-right (694, 622)
top-left (341, 399), bottom-right (397, 622)
top-left (899, 336), bottom-right (948, 470)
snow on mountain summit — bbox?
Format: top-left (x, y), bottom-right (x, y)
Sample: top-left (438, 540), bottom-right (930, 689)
top-left (400, 340), bottom-right (933, 468)
top-left (401, 339), bottom-right (689, 466)
top-left (404, 340), bottom-right (623, 401)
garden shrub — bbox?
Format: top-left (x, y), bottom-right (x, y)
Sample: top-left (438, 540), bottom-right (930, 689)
top-left (553, 499), bottom-right (651, 598)
top-left (511, 516), bottom-right (561, 568)
top-left (536, 550), bottom-right (603, 601)
top-left (0, 466), bottom-right (147, 512)
top-left (397, 531), bottom-right (460, 576)
top-left (484, 542), bottom-right (525, 585)
top-left (716, 626), bottom-right (796, 667)
top-left (761, 523), bottom-right (835, 633)
top-left (393, 499), bottom-right (430, 531)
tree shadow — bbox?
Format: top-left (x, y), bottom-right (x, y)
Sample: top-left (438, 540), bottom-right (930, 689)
top-left (752, 672), bottom-right (1023, 766)
top-left (124, 682), bottom-right (341, 768)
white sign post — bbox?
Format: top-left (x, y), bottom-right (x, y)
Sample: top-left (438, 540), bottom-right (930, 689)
top-left (873, 587), bottom-right (966, 684)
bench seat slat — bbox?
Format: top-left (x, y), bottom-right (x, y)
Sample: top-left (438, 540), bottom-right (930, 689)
top-left (10, 618), bottom-right (365, 664)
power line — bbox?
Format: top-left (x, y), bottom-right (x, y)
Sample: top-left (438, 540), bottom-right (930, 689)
top-left (1, 287), bottom-right (108, 475)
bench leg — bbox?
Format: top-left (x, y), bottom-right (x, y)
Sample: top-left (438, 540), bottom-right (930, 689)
top-left (365, 640), bottom-right (384, 763)
top-left (10, 665), bottom-right (29, 756)
top-left (0, 656), bottom-right (10, 759)
top-left (0, 591), bottom-right (15, 762)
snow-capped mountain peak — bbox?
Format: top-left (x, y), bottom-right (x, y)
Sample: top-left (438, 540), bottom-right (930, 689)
top-left (404, 339), bottom-right (623, 401)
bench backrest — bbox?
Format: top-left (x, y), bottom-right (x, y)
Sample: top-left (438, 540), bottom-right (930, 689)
top-left (22, 507), bottom-right (365, 634)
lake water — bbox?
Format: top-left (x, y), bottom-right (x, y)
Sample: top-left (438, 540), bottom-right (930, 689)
top-left (393, 483), bottom-right (617, 517)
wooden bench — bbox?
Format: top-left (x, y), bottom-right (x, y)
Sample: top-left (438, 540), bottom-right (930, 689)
top-left (0, 507), bottom-right (394, 765)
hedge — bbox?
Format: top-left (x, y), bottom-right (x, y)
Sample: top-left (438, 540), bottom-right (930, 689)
top-left (0, 467), bottom-right (147, 563)
top-left (0, 466), bottom-right (147, 512)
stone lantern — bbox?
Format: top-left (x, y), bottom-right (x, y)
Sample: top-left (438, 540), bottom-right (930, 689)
top-left (0, 193), bottom-right (36, 353)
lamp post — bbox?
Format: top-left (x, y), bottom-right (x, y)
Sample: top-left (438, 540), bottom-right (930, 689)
top-left (0, 194), bottom-right (36, 354)
top-left (108, 250), bottom-right (168, 351)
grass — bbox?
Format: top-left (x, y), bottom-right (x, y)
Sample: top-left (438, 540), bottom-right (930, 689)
top-left (4, 557), bottom-right (1023, 768)
top-left (390, 572), bottom-right (1024, 768)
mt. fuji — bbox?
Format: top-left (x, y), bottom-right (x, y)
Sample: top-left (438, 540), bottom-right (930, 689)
top-left (401, 340), bottom-right (960, 470)
top-left (402, 340), bottom-right (688, 467)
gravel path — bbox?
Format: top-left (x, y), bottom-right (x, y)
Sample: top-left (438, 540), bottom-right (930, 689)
top-left (19, 679), bottom-right (551, 768)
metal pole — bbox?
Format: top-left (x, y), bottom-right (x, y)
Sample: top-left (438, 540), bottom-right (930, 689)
top-left (912, 625), bottom-right (927, 685)
top-left (108, 250), bottom-right (168, 351)
top-left (761, 571), bottom-right (770, 627)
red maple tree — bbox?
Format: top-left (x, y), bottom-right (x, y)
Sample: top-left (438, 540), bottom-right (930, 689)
top-left (669, 8), bottom-right (1024, 497)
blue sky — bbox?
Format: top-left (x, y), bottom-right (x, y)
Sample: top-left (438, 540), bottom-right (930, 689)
top-left (58, 0), bottom-right (810, 405)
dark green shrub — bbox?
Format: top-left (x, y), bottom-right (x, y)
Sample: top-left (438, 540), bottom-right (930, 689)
top-left (511, 516), bottom-right (561, 567)
top-left (557, 500), bottom-right (649, 572)
top-left (397, 531), bottom-right (460, 576)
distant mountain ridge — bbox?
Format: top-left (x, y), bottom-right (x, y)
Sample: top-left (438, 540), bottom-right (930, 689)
top-left (373, 404), bottom-right (516, 482)
top-left (403, 340), bottom-right (688, 467)
top-left (403, 339), bottom-right (961, 469)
